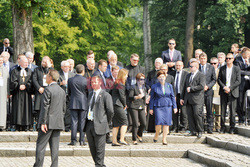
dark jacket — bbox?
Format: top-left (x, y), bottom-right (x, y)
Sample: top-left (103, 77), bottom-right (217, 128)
top-left (199, 63), bottom-right (216, 96)
top-left (128, 84), bottom-right (147, 109)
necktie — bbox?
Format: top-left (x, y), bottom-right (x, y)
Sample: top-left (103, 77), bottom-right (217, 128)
top-left (90, 92), bottom-right (96, 111)
top-left (175, 72), bottom-right (179, 93)
top-left (189, 73), bottom-right (193, 83)
top-left (201, 65), bottom-right (205, 74)
top-left (3, 63), bottom-right (6, 67)
top-left (101, 73), bottom-right (106, 86)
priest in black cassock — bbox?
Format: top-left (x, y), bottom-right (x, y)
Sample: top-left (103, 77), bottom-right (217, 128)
top-left (10, 56), bottom-right (33, 131)
top-left (33, 56), bottom-right (53, 127)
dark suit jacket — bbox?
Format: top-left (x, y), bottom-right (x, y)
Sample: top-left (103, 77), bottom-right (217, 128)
top-left (125, 64), bottom-right (145, 90)
top-left (112, 83), bottom-right (126, 108)
top-left (199, 63), bottom-right (216, 96)
top-left (146, 69), bottom-right (158, 90)
top-left (38, 83), bottom-right (66, 130)
top-left (181, 71), bottom-right (206, 105)
top-left (234, 56), bottom-right (250, 90)
top-left (0, 46), bottom-right (14, 62)
top-left (58, 70), bottom-right (75, 93)
top-left (86, 90), bottom-right (114, 135)
top-left (170, 70), bottom-right (189, 96)
top-left (128, 84), bottom-right (147, 109)
top-left (217, 65), bottom-right (241, 98)
top-left (68, 74), bottom-right (88, 110)
top-left (92, 69), bottom-right (107, 89)
top-left (104, 64), bottom-right (122, 78)
top-left (28, 64), bottom-right (38, 72)
top-left (161, 49), bottom-right (182, 71)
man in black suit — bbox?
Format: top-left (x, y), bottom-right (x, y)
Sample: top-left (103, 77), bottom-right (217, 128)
top-left (33, 56), bottom-right (53, 128)
top-left (170, 61), bottom-right (189, 132)
top-left (161, 38), bottom-right (182, 73)
top-left (0, 38), bottom-right (14, 62)
top-left (233, 48), bottom-right (250, 124)
top-left (107, 50), bottom-right (123, 67)
top-left (25, 51), bottom-right (38, 72)
top-left (58, 60), bottom-right (75, 131)
top-left (67, 59), bottom-right (76, 74)
top-left (84, 58), bottom-right (96, 79)
top-left (92, 59), bottom-right (108, 90)
top-left (84, 76), bottom-right (114, 167)
top-left (68, 64), bottom-right (88, 146)
top-left (218, 53), bottom-right (241, 134)
top-left (217, 52), bottom-right (226, 69)
top-left (180, 60), bottom-right (205, 138)
top-left (199, 52), bottom-right (216, 134)
top-left (34, 69), bottom-right (66, 167)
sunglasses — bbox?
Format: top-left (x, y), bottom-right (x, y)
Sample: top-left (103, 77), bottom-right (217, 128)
top-left (132, 59), bottom-right (139, 62)
top-left (226, 58), bottom-right (233, 60)
top-left (211, 63), bottom-right (217, 65)
top-left (169, 43), bottom-right (175, 45)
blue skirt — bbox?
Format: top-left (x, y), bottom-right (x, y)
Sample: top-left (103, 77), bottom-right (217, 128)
top-left (154, 106), bottom-right (172, 125)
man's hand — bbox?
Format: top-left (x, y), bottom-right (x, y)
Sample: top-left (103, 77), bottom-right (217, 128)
top-left (180, 99), bottom-right (184, 106)
top-left (146, 96), bottom-right (150, 104)
top-left (39, 87), bottom-right (44, 94)
top-left (60, 80), bottom-right (67, 86)
top-left (20, 85), bottom-right (26, 90)
top-left (204, 85), bottom-right (209, 91)
top-left (167, 62), bottom-right (175, 67)
top-left (173, 108), bottom-right (178, 114)
top-left (187, 87), bottom-right (191, 93)
top-left (41, 124), bottom-right (48, 133)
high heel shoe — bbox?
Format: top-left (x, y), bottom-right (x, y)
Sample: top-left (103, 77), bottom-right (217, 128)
top-left (133, 141), bottom-right (138, 145)
top-left (153, 139), bottom-right (157, 143)
top-left (137, 135), bottom-right (143, 143)
top-left (162, 141), bottom-right (168, 145)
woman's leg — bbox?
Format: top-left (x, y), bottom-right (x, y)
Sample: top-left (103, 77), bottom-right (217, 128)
top-left (119, 125), bottom-right (128, 143)
top-left (130, 109), bottom-right (139, 141)
top-left (162, 125), bottom-right (169, 143)
top-left (112, 127), bottom-right (119, 144)
top-left (138, 109), bottom-right (147, 138)
top-left (154, 125), bottom-right (161, 140)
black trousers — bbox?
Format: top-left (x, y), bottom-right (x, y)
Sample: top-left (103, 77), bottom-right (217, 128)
top-left (64, 98), bottom-right (71, 131)
top-left (70, 109), bottom-right (87, 143)
top-left (127, 108), bottom-right (133, 130)
top-left (130, 108), bottom-right (146, 141)
top-left (236, 90), bottom-right (245, 123)
top-left (220, 93), bottom-right (237, 129)
top-left (172, 94), bottom-right (188, 130)
top-left (186, 102), bottom-right (204, 133)
top-left (34, 129), bottom-right (60, 167)
top-left (86, 121), bottom-right (106, 167)
top-left (204, 94), bottom-right (214, 131)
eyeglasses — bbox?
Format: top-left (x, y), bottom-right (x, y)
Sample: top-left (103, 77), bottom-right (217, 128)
top-left (226, 58), bottom-right (233, 60)
top-left (189, 66), bottom-right (194, 68)
top-left (169, 43), bottom-right (175, 45)
top-left (211, 63), bottom-right (217, 65)
top-left (4, 42), bottom-right (9, 44)
top-left (132, 59), bottom-right (139, 62)
top-left (139, 79), bottom-right (145, 81)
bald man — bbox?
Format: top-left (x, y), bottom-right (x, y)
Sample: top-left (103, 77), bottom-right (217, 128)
top-left (0, 38), bottom-right (14, 62)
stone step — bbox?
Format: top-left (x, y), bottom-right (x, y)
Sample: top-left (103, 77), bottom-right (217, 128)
top-left (0, 132), bottom-right (206, 144)
top-left (188, 145), bottom-right (250, 167)
top-left (0, 156), bottom-right (207, 167)
top-left (206, 134), bottom-right (250, 156)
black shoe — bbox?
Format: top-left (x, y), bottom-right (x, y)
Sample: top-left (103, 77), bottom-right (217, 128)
top-left (197, 132), bottom-right (202, 138)
top-left (65, 129), bottom-right (70, 132)
top-left (153, 139), bottom-right (157, 143)
top-left (68, 142), bottom-right (76, 146)
top-left (186, 132), bottom-right (196, 136)
top-left (229, 128), bottom-right (235, 134)
top-left (112, 143), bottom-right (121, 146)
top-left (179, 128), bottom-right (186, 132)
top-left (207, 129), bottom-right (213, 134)
top-left (220, 128), bottom-right (226, 134)
top-left (137, 135), bottom-right (143, 143)
top-left (80, 142), bottom-right (87, 146)
top-left (119, 141), bottom-right (129, 145)
top-left (171, 127), bottom-right (177, 133)
top-left (162, 142), bottom-right (168, 145)
top-left (106, 138), bottom-right (112, 144)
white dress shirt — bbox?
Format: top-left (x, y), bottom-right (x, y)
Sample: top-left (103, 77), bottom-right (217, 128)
top-left (174, 70), bottom-right (182, 94)
top-left (226, 65), bottom-right (233, 87)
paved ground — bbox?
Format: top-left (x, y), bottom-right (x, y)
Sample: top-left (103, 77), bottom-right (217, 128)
top-left (0, 156), bottom-right (207, 167)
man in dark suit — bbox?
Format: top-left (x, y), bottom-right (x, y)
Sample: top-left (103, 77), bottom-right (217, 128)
top-left (233, 48), bottom-right (250, 125)
top-left (199, 52), bottom-right (216, 134)
top-left (104, 52), bottom-right (122, 78)
top-left (84, 75), bottom-right (114, 167)
top-left (170, 61), bottom-right (189, 132)
top-left (84, 58), bottom-right (96, 79)
top-left (161, 38), bottom-right (182, 73)
top-left (218, 53), bottom-right (241, 134)
top-left (180, 60), bottom-right (205, 138)
top-left (107, 50), bottom-right (123, 68)
top-left (25, 51), bottom-right (38, 72)
top-left (67, 59), bottom-right (76, 74)
top-left (0, 38), bottom-right (14, 62)
top-left (92, 59), bottom-right (108, 90)
top-left (34, 69), bottom-right (66, 167)
top-left (58, 60), bottom-right (75, 131)
top-left (217, 52), bottom-right (226, 69)
top-left (68, 64), bottom-right (88, 146)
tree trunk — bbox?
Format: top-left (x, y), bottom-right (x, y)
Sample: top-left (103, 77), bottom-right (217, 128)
top-left (12, 5), bottom-right (34, 63)
top-left (184, 0), bottom-right (196, 67)
top-left (143, 0), bottom-right (153, 73)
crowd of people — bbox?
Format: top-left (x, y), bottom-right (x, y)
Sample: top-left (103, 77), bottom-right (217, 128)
top-left (0, 37), bottom-right (250, 166)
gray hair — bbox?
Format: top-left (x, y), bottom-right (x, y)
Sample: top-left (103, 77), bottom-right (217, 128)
top-left (189, 58), bottom-right (197, 63)
top-left (155, 58), bottom-right (163, 64)
top-left (25, 51), bottom-right (34, 58)
top-left (61, 60), bottom-right (70, 67)
top-left (0, 51), bottom-right (10, 58)
top-left (67, 59), bottom-right (74, 64)
top-left (217, 52), bottom-right (226, 58)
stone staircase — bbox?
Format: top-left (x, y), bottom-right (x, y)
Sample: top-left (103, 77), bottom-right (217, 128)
top-left (0, 125), bottom-right (249, 167)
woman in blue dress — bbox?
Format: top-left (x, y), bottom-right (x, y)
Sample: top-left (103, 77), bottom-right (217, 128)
top-left (149, 70), bottom-right (177, 145)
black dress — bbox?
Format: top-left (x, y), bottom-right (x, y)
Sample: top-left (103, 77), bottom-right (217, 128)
top-left (112, 83), bottom-right (127, 127)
